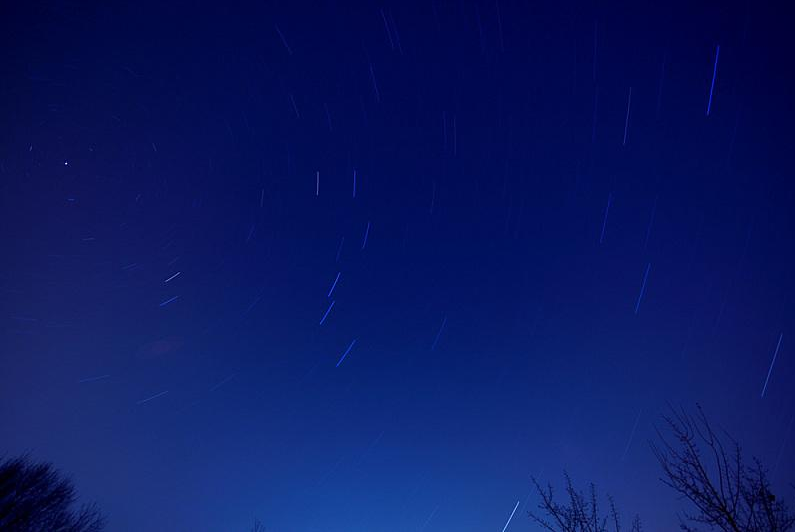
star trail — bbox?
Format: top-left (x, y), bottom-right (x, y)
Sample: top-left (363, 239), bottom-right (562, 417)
top-left (1, 1), bottom-right (793, 530)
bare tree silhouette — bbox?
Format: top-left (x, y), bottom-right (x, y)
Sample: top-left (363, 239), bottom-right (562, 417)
top-left (652, 405), bottom-right (795, 532)
top-left (528, 472), bottom-right (642, 532)
top-left (0, 455), bottom-right (104, 532)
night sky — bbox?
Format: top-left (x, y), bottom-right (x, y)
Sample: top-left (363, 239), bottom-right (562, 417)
top-left (1, 1), bottom-right (794, 530)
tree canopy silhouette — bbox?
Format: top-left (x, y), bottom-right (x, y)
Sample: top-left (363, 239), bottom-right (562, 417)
top-left (652, 405), bottom-right (794, 532)
top-left (530, 406), bottom-right (794, 532)
top-left (0, 455), bottom-right (104, 532)
top-left (529, 472), bottom-right (642, 532)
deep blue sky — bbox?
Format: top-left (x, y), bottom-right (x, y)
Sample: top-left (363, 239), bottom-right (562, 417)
top-left (1, 0), bottom-right (793, 530)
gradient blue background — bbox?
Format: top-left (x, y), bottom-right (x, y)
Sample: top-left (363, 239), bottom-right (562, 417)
top-left (1, 0), bottom-right (793, 530)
